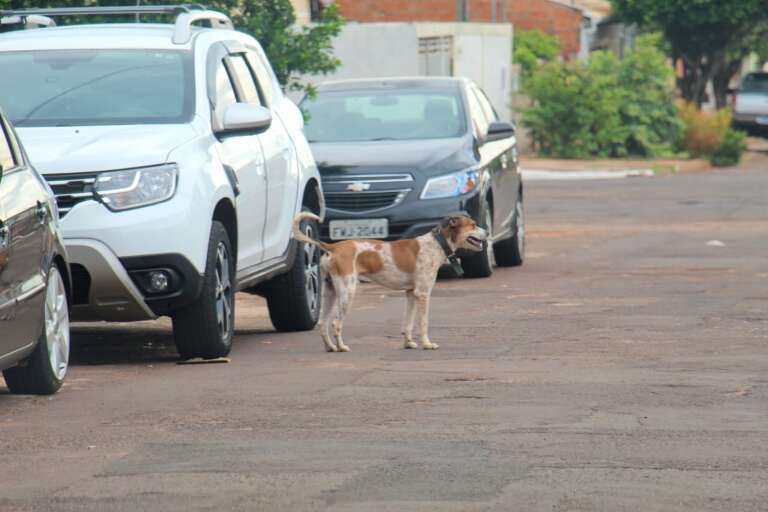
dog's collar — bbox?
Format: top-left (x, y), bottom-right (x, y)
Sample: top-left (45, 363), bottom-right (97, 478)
top-left (431, 227), bottom-right (464, 277)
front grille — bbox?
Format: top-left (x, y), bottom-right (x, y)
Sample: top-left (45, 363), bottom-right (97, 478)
top-left (321, 173), bottom-right (413, 214)
top-left (325, 191), bottom-right (407, 212)
top-left (43, 173), bottom-right (98, 218)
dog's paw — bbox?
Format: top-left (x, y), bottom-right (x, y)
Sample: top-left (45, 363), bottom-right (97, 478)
top-left (422, 341), bottom-right (439, 350)
top-left (404, 340), bottom-right (418, 349)
top-left (337, 344), bottom-right (351, 352)
top-left (325, 344), bottom-right (338, 352)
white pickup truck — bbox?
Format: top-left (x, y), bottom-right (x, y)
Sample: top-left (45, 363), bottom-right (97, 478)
top-left (732, 72), bottom-right (768, 132)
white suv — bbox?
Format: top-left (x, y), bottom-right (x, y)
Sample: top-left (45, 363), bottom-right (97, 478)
top-left (0, 6), bottom-right (325, 359)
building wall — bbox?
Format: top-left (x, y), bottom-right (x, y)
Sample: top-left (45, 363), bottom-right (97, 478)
top-left (334, 0), bottom-right (584, 59)
top-left (290, 0), bottom-right (311, 25)
top-left (507, 0), bottom-right (584, 58)
top-left (295, 22), bottom-right (513, 122)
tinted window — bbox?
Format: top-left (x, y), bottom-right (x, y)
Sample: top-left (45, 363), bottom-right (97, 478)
top-left (741, 73), bottom-right (768, 93)
top-left (0, 50), bottom-right (193, 127)
top-left (302, 86), bottom-right (466, 142)
top-left (474, 87), bottom-right (498, 122)
top-left (0, 120), bottom-right (16, 172)
top-left (465, 87), bottom-right (489, 136)
top-left (246, 51), bottom-right (275, 106)
top-left (215, 61), bottom-right (237, 123)
top-left (229, 55), bottom-right (262, 105)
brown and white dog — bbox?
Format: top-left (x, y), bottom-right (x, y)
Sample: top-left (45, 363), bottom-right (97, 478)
top-left (292, 213), bottom-right (488, 352)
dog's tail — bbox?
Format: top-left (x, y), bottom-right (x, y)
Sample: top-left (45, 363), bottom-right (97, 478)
top-left (292, 212), bottom-right (331, 251)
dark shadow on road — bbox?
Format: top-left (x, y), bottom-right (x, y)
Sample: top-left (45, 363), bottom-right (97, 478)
top-left (70, 326), bottom-right (179, 365)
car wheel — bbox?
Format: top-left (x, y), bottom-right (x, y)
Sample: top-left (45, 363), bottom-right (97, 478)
top-left (265, 209), bottom-right (322, 332)
top-left (461, 199), bottom-right (494, 278)
top-left (494, 194), bottom-right (525, 267)
top-left (3, 265), bottom-right (70, 395)
top-left (172, 221), bottom-right (235, 360)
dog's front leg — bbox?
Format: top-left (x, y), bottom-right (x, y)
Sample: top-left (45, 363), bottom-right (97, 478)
top-left (402, 290), bottom-right (417, 349)
top-left (415, 290), bottom-right (438, 350)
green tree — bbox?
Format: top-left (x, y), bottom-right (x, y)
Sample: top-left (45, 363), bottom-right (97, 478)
top-left (0, 0), bottom-right (345, 94)
top-left (513, 29), bottom-right (560, 78)
top-left (522, 35), bottom-right (682, 158)
top-left (211, 0), bottom-right (344, 93)
top-left (610, 0), bottom-right (768, 108)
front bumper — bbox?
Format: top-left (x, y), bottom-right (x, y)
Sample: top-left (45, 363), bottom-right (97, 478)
top-left (66, 239), bottom-right (202, 322)
top-left (732, 112), bottom-right (768, 128)
top-left (320, 191), bottom-right (483, 241)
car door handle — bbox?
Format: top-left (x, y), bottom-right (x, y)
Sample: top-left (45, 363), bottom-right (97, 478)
top-left (0, 222), bottom-right (9, 250)
top-left (35, 201), bottom-right (47, 224)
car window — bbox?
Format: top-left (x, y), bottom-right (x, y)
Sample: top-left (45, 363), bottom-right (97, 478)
top-left (741, 73), bottom-right (768, 93)
top-left (246, 51), bottom-right (275, 106)
top-left (0, 120), bottom-right (16, 172)
top-left (302, 86), bottom-right (467, 142)
top-left (214, 60), bottom-right (238, 123)
top-left (474, 87), bottom-right (498, 122)
top-left (465, 86), bottom-right (489, 136)
top-left (0, 50), bottom-right (193, 127)
top-left (228, 55), bottom-right (262, 106)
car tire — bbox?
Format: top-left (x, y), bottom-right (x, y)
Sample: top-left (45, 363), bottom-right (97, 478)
top-left (265, 210), bottom-right (322, 332)
top-left (461, 199), bottom-right (494, 278)
top-left (172, 221), bottom-right (235, 360)
top-left (3, 265), bottom-right (70, 395)
top-left (494, 194), bottom-right (525, 267)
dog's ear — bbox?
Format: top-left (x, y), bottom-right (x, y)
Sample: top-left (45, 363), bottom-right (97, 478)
top-left (441, 216), bottom-right (460, 228)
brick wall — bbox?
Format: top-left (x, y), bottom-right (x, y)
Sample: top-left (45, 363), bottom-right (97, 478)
top-left (334, 0), bottom-right (584, 58)
top-left (336, 0), bottom-right (458, 22)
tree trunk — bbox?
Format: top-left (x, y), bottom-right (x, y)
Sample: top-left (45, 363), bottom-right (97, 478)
top-left (713, 57), bottom-right (745, 109)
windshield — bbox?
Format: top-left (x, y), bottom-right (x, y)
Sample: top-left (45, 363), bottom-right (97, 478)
top-left (0, 50), bottom-right (194, 127)
top-left (741, 73), bottom-right (768, 93)
top-left (301, 86), bottom-right (467, 142)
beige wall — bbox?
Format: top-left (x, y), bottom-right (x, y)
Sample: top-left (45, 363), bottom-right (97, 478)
top-left (290, 0), bottom-right (311, 25)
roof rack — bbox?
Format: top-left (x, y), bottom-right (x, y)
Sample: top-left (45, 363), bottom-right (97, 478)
top-left (1, 13), bottom-right (57, 29)
top-left (0, 4), bottom-right (233, 44)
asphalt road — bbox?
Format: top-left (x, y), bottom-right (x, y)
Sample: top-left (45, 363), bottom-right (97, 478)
top-left (2, 165), bottom-right (767, 511)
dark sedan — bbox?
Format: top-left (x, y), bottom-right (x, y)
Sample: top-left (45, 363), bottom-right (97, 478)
top-left (301, 77), bottom-right (524, 277)
top-left (1, 108), bottom-right (71, 394)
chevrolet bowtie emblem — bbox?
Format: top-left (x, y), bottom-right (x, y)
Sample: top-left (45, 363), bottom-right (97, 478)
top-left (346, 182), bottom-right (371, 192)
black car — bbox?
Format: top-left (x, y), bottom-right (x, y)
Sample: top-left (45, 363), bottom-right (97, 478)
top-left (301, 77), bottom-right (524, 277)
top-left (0, 108), bottom-right (71, 394)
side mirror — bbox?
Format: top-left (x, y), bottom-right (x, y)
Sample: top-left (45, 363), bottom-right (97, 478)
top-left (217, 103), bottom-right (272, 135)
top-left (485, 121), bottom-right (516, 143)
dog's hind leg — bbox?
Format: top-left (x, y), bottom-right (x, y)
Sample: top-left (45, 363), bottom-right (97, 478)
top-left (402, 290), bottom-right (418, 349)
top-left (318, 276), bottom-right (338, 352)
top-left (332, 275), bottom-right (356, 352)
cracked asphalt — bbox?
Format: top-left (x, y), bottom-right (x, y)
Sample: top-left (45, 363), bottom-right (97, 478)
top-left (1, 163), bottom-right (767, 511)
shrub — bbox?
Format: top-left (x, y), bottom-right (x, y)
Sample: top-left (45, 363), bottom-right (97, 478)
top-left (676, 102), bottom-right (746, 166)
top-left (514, 29), bottom-right (561, 78)
top-left (522, 34), bottom-right (682, 158)
top-left (676, 101), bottom-right (732, 155)
top-left (711, 129), bottom-right (747, 166)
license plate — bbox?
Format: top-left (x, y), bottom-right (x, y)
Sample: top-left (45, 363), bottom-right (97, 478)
top-left (757, 116), bottom-right (768, 125)
top-left (329, 219), bottom-right (388, 240)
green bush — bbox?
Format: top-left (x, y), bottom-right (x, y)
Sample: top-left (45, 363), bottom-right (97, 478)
top-left (514, 29), bottom-right (560, 78)
top-left (522, 34), bottom-right (683, 158)
top-left (711, 129), bottom-right (747, 166)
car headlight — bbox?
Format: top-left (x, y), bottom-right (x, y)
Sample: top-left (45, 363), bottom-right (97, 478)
top-left (421, 168), bottom-right (479, 200)
top-left (95, 164), bottom-right (178, 211)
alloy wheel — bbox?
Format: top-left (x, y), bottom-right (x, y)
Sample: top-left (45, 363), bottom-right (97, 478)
top-left (515, 198), bottom-right (525, 258)
top-left (484, 207), bottom-right (495, 270)
top-left (214, 242), bottom-right (233, 342)
top-left (45, 267), bottom-right (70, 381)
top-left (303, 223), bottom-right (320, 315)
